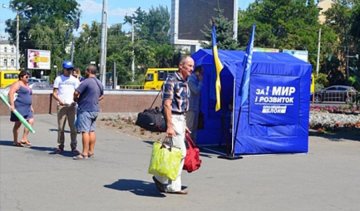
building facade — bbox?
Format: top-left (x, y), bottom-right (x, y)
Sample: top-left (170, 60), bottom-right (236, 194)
top-left (0, 40), bottom-right (17, 70)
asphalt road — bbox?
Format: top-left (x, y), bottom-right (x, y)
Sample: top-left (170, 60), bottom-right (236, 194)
top-left (1, 114), bottom-right (360, 211)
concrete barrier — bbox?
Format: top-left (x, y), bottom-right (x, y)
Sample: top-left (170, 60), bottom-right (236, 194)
top-left (0, 89), bottom-right (162, 116)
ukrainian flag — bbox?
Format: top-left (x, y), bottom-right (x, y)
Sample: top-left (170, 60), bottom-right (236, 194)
top-left (212, 23), bottom-right (223, 111)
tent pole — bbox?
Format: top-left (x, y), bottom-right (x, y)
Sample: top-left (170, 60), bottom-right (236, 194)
top-left (218, 76), bottom-right (242, 160)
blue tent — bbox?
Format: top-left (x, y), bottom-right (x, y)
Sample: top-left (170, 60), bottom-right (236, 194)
top-left (191, 49), bottom-right (312, 155)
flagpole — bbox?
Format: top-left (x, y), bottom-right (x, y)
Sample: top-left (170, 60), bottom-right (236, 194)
top-left (218, 68), bottom-right (242, 160)
top-left (227, 24), bottom-right (256, 160)
top-left (231, 73), bottom-right (236, 156)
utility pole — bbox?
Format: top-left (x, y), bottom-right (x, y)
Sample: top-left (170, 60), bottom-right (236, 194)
top-left (70, 36), bottom-right (75, 63)
top-left (100, 0), bottom-right (108, 87)
top-left (346, 46), bottom-right (349, 80)
top-left (5, 5), bottom-right (32, 70)
top-left (315, 28), bottom-right (321, 77)
top-left (131, 18), bottom-right (135, 82)
top-left (16, 13), bottom-right (19, 70)
top-left (113, 62), bottom-right (117, 89)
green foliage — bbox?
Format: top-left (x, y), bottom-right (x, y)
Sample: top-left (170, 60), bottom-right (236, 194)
top-left (315, 73), bottom-right (329, 90)
top-left (122, 6), bottom-right (179, 84)
top-left (324, 1), bottom-right (354, 75)
top-left (238, 0), bottom-right (326, 65)
top-left (200, 8), bottom-right (239, 49)
top-left (5, 0), bottom-right (80, 70)
top-left (73, 22), bottom-right (101, 71)
top-left (238, 0), bottom-right (360, 86)
top-left (6, 0), bottom-right (360, 88)
top-left (124, 6), bottom-right (170, 45)
top-left (350, 2), bottom-right (360, 79)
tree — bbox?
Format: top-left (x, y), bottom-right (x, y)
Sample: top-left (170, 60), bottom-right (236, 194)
top-left (5, 0), bottom-right (80, 70)
top-left (123, 5), bottom-right (179, 82)
top-left (29, 19), bottom-right (71, 81)
top-left (350, 1), bottom-right (360, 87)
top-left (239, 1), bottom-right (321, 50)
top-left (238, 0), bottom-right (339, 83)
top-left (73, 22), bottom-right (102, 71)
top-left (324, 0), bottom-right (358, 85)
top-left (200, 8), bottom-right (239, 50)
top-left (124, 6), bottom-right (170, 44)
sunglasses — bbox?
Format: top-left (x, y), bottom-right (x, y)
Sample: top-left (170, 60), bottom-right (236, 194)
top-left (23, 75), bottom-right (29, 79)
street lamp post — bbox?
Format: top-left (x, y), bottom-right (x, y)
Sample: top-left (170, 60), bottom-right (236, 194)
top-left (16, 12), bottom-right (19, 70)
top-left (315, 28), bottom-right (321, 77)
top-left (131, 18), bottom-right (135, 82)
top-left (99, 0), bottom-right (108, 87)
top-left (346, 53), bottom-right (359, 79)
top-left (15, 6), bottom-right (32, 70)
top-left (53, 65), bottom-right (58, 76)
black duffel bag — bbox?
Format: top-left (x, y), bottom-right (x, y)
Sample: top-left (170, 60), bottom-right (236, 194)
top-left (135, 91), bottom-right (166, 132)
top-left (135, 107), bottom-right (166, 132)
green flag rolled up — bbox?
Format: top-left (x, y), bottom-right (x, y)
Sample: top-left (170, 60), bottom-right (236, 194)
top-left (0, 93), bottom-right (35, 133)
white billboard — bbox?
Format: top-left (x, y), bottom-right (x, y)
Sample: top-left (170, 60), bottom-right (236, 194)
top-left (254, 47), bottom-right (280, 53)
top-left (282, 49), bottom-right (308, 62)
top-left (27, 49), bottom-right (51, 70)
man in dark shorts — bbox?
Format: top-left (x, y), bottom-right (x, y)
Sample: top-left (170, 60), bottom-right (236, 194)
top-left (73, 65), bottom-right (104, 160)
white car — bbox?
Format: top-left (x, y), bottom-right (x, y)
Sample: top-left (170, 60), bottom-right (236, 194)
top-left (314, 85), bottom-right (358, 103)
top-left (28, 78), bottom-right (48, 84)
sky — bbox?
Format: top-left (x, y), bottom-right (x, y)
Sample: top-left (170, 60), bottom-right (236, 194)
top-left (0, 0), bottom-right (254, 38)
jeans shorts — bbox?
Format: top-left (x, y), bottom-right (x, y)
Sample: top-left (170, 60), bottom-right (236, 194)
top-left (76, 111), bottom-right (99, 132)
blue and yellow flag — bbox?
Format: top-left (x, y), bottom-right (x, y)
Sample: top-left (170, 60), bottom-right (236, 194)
top-left (212, 23), bottom-right (223, 111)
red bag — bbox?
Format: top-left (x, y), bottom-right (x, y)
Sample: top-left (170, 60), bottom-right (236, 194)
top-left (183, 132), bottom-right (201, 173)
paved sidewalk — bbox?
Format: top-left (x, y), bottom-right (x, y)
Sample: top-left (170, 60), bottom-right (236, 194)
top-left (1, 114), bottom-right (360, 211)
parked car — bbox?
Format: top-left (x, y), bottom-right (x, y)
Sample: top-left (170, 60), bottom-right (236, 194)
top-left (29, 82), bottom-right (52, 90)
top-left (314, 85), bottom-right (358, 103)
top-left (28, 77), bottom-right (48, 84)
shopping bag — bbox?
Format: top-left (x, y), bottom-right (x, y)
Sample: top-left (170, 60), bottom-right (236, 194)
top-left (183, 131), bottom-right (201, 173)
top-left (148, 138), bottom-right (182, 180)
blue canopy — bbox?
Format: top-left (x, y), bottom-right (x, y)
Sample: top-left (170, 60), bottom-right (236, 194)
top-left (192, 49), bottom-right (312, 155)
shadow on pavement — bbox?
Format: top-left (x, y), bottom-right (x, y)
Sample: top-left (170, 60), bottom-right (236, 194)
top-left (309, 129), bottom-right (360, 142)
top-left (49, 128), bottom-right (74, 133)
top-left (0, 139), bottom-right (75, 157)
top-left (0, 140), bottom-right (14, 146)
top-left (104, 179), bottom-right (166, 198)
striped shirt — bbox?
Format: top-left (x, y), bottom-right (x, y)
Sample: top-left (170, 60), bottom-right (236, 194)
top-left (162, 72), bottom-right (189, 113)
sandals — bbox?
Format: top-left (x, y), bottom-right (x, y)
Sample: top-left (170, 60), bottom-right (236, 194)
top-left (13, 142), bottom-right (24, 147)
top-left (73, 153), bottom-right (88, 160)
top-left (20, 140), bottom-right (31, 147)
top-left (13, 140), bottom-right (31, 147)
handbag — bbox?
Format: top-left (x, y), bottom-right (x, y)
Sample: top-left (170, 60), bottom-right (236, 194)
top-left (183, 131), bottom-right (202, 173)
top-left (148, 137), bottom-right (182, 180)
top-left (136, 91), bottom-right (166, 132)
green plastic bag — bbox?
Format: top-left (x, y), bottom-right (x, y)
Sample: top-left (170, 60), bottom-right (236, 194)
top-left (148, 140), bottom-right (182, 181)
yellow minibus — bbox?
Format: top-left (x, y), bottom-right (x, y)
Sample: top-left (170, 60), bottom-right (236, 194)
top-left (0, 70), bottom-right (20, 88)
top-left (143, 68), bottom-right (177, 90)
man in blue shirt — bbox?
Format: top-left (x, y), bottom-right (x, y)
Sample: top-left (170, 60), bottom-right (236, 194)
top-left (186, 66), bottom-right (203, 142)
top-left (152, 56), bottom-right (194, 194)
top-left (73, 65), bottom-right (104, 160)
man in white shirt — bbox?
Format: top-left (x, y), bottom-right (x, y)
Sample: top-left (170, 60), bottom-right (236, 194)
top-left (52, 61), bottom-right (80, 154)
